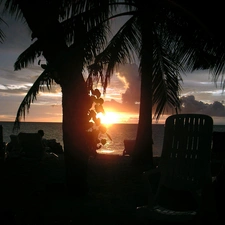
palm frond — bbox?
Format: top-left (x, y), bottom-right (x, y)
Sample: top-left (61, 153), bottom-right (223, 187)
top-left (0, 16), bottom-right (7, 43)
top-left (67, 0), bottom-right (114, 19)
top-left (84, 24), bottom-right (110, 63)
top-left (103, 15), bottom-right (140, 68)
top-left (208, 43), bottom-right (225, 78)
top-left (0, 29), bottom-right (5, 43)
top-left (2, 0), bottom-right (24, 20)
top-left (63, 15), bottom-right (109, 62)
top-left (87, 15), bottom-right (140, 92)
top-left (13, 68), bottom-right (55, 131)
top-left (14, 40), bottom-right (42, 70)
top-left (61, 1), bottom-right (112, 46)
top-left (152, 30), bottom-right (183, 119)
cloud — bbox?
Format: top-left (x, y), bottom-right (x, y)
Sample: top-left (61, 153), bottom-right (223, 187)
top-left (103, 63), bottom-right (141, 115)
top-left (180, 95), bottom-right (225, 117)
top-left (103, 64), bottom-right (225, 121)
top-left (115, 63), bottom-right (140, 104)
top-left (1, 13), bottom-right (225, 123)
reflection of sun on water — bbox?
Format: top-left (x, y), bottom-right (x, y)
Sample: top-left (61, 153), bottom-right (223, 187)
top-left (97, 149), bottom-right (115, 154)
top-left (96, 112), bottom-right (118, 154)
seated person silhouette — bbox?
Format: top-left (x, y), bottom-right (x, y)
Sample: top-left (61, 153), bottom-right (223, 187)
top-left (38, 129), bottom-right (50, 151)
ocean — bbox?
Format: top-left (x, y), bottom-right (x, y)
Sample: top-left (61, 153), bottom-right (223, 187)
top-left (1, 122), bottom-right (225, 156)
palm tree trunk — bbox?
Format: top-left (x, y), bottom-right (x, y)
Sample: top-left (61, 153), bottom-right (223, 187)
top-left (132, 9), bottom-right (154, 169)
top-left (14, 0), bottom-right (91, 196)
top-left (60, 62), bottom-right (90, 195)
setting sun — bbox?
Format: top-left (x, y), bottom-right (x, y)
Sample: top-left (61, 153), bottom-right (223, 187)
top-left (97, 112), bottom-right (120, 125)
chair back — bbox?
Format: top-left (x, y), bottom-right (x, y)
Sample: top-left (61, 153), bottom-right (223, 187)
top-left (159, 114), bottom-right (213, 192)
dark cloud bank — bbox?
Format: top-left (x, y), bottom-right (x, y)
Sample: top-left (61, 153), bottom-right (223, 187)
top-left (104, 64), bottom-right (225, 118)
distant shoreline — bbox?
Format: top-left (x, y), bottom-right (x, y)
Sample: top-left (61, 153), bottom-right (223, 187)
top-left (1, 120), bottom-right (225, 125)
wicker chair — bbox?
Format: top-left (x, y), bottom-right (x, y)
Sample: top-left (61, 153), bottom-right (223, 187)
top-left (136, 114), bottom-right (219, 224)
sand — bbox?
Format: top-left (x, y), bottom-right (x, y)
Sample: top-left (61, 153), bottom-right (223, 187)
top-left (0, 153), bottom-right (156, 225)
top-left (0, 153), bottom-right (222, 225)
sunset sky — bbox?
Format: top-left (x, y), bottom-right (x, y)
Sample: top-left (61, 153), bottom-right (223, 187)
top-left (1, 10), bottom-right (225, 125)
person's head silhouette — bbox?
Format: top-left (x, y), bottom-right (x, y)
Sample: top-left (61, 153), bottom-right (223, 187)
top-left (38, 129), bottom-right (44, 137)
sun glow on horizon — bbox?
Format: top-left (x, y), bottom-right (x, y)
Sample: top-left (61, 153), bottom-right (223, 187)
top-left (97, 111), bottom-right (120, 125)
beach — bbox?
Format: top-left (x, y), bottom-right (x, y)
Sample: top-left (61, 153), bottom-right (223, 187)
top-left (0, 153), bottom-right (160, 225)
top-left (1, 150), bottom-right (223, 225)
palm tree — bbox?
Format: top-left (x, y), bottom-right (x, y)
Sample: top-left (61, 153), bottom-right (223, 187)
top-left (1, 0), bottom-right (116, 195)
top-left (88, 0), bottom-right (221, 168)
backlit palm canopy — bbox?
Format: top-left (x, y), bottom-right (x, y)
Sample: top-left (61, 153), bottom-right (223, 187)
top-left (88, 0), bottom-right (223, 166)
top-left (2, 0), bottom-right (112, 126)
top-left (1, 0), bottom-right (117, 195)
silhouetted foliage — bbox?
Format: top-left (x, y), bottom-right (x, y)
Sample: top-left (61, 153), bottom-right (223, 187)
top-left (86, 88), bottom-right (111, 156)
